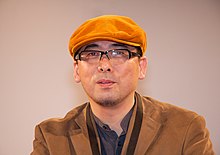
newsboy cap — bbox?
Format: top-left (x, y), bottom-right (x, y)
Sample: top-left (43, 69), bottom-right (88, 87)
top-left (69, 15), bottom-right (147, 56)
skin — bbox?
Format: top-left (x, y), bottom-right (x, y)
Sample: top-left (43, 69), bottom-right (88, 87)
top-left (73, 40), bottom-right (147, 135)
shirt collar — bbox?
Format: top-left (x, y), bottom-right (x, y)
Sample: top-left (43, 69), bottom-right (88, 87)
top-left (92, 103), bottom-right (135, 134)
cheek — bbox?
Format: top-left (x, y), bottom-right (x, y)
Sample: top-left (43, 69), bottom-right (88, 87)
top-left (118, 63), bottom-right (140, 82)
top-left (78, 64), bottom-right (96, 83)
top-left (74, 62), bottom-right (95, 83)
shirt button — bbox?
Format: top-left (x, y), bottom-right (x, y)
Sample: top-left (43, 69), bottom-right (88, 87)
top-left (103, 125), bottom-right (107, 129)
top-left (118, 141), bottom-right (122, 147)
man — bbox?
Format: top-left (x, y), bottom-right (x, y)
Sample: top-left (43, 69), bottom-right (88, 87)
top-left (31, 15), bottom-right (214, 155)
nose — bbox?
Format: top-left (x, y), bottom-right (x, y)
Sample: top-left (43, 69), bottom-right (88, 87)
top-left (98, 54), bottom-right (112, 72)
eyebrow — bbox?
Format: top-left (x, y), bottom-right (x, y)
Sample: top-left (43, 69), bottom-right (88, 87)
top-left (111, 43), bottom-right (130, 48)
top-left (82, 42), bottom-right (133, 51)
top-left (83, 44), bottom-right (99, 50)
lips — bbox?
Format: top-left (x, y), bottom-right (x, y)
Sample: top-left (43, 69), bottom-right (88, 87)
top-left (96, 79), bottom-right (116, 87)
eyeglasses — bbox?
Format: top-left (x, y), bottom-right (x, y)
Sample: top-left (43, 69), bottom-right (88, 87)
top-left (74, 49), bottom-right (141, 65)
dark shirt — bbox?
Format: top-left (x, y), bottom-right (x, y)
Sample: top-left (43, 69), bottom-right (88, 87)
top-left (93, 107), bottom-right (134, 155)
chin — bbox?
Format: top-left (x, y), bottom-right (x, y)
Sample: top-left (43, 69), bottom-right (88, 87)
top-left (94, 97), bottom-right (120, 107)
top-left (98, 101), bottom-right (118, 107)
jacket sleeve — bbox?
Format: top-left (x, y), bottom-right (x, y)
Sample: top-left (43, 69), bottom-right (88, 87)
top-left (30, 125), bottom-right (49, 155)
top-left (183, 115), bottom-right (215, 155)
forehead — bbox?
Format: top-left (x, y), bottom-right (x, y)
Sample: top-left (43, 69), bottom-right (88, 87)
top-left (80, 40), bottom-right (136, 50)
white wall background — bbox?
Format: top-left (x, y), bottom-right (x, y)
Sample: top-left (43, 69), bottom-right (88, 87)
top-left (0, 0), bottom-right (219, 154)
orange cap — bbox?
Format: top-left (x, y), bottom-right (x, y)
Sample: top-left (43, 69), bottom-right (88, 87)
top-left (69, 15), bottom-right (147, 56)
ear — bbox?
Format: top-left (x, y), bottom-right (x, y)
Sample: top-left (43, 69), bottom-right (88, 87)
top-left (138, 56), bottom-right (147, 80)
top-left (73, 61), bottom-right (81, 83)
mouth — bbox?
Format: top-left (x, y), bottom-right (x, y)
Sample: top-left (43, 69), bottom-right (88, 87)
top-left (96, 79), bottom-right (116, 88)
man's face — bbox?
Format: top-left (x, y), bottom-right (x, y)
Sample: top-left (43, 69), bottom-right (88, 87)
top-left (73, 40), bottom-right (147, 107)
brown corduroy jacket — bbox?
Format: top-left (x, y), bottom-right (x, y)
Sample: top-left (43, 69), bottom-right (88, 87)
top-left (31, 93), bottom-right (215, 155)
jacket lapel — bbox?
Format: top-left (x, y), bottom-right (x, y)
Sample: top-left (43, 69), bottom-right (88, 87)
top-left (122, 93), bottom-right (165, 155)
top-left (67, 104), bottom-right (94, 155)
top-left (66, 94), bottom-right (165, 155)
top-left (134, 113), bottom-right (162, 154)
top-left (134, 96), bottom-right (166, 154)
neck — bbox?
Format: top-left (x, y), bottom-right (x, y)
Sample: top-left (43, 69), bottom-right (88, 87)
top-left (90, 94), bottom-right (134, 135)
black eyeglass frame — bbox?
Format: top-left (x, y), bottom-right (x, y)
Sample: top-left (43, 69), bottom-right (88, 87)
top-left (74, 49), bottom-right (142, 61)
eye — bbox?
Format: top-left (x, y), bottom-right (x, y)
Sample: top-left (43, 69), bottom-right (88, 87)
top-left (81, 50), bottom-right (100, 58)
top-left (111, 49), bottom-right (129, 57)
top-left (87, 51), bottom-right (99, 56)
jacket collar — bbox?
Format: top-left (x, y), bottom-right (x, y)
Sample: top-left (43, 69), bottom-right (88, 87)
top-left (132, 93), bottom-right (166, 154)
top-left (68, 103), bottom-right (94, 155)
top-left (67, 93), bottom-right (166, 155)
top-left (121, 93), bottom-right (167, 155)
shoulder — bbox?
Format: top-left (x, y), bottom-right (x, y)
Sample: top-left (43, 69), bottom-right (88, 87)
top-left (141, 95), bottom-right (210, 144)
top-left (141, 95), bottom-right (204, 127)
top-left (137, 95), bottom-right (214, 154)
top-left (36, 103), bottom-right (88, 135)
